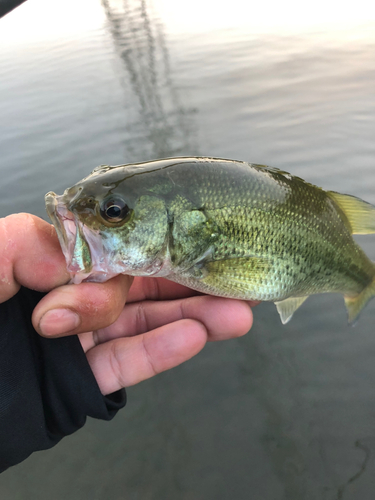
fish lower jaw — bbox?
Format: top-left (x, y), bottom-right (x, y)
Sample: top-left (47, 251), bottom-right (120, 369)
top-left (69, 272), bottom-right (119, 284)
top-left (67, 255), bottom-right (174, 283)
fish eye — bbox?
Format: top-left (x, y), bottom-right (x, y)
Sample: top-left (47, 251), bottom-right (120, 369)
top-left (100, 197), bottom-right (131, 224)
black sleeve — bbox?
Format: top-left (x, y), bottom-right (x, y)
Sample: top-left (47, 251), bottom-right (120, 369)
top-left (0, 287), bottom-right (126, 472)
top-left (0, 0), bottom-right (27, 18)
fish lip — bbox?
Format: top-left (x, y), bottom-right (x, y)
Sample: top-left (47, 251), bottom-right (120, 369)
top-left (45, 191), bottom-right (78, 273)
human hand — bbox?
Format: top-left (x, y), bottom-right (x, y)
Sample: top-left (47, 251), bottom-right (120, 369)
top-left (1, 214), bottom-right (256, 395)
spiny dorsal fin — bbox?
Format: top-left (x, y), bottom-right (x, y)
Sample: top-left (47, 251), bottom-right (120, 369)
top-left (274, 296), bottom-right (308, 324)
top-left (328, 191), bottom-right (375, 234)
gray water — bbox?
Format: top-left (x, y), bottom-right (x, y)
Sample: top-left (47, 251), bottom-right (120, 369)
top-left (1, 1), bottom-right (375, 499)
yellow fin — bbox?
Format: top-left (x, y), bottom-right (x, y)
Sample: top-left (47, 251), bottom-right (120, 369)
top-left (344, 276), bottom-right (375, 324)
top-left (274, 296), bottom-right (308, 324)
top-left (328, 191), bottom-right (375, 234)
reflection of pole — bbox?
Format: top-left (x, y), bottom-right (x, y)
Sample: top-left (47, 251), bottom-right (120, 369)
top-left (101, 0), bottom-right (198, 158)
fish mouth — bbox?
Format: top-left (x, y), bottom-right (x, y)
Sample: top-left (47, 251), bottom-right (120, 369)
top-left (45, 191), bottom-right (79, 270)
top-left (45, 191), bottom-right (112, 284)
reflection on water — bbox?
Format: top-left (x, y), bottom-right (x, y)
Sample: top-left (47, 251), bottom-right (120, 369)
top-left (1, 1), bottom-right (375, 499)
top-left (101, 0), bottom-right (198, 159)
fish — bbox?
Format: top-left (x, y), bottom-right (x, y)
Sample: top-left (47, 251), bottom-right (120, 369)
top-left (45, 157), bottom-right (375, 324)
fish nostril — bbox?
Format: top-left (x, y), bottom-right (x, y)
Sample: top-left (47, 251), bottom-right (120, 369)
top-left (63, 185), bottom-right (83, 209)
top-left (65, 185), bottom-right (82, 196)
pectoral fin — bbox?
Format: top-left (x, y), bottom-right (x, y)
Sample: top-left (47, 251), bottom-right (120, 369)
top-left (328, 191), bottom-right (375, 234)
top-left (274, 296), bottom-right (308, 324)
top-left (177, 256), bottom-right (272, 299)
top-left (201, 257), bottom-right (272, 297)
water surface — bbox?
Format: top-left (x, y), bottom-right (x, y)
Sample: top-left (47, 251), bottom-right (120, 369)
top-left (1, 1), bottom-right (375, 499)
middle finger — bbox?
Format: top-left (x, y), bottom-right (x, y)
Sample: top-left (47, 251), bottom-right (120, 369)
top-left (94, 295), bottom-right (254, 344)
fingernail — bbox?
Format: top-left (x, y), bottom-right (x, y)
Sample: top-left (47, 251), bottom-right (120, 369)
top-left (39, 308), bottom-right (80, 336)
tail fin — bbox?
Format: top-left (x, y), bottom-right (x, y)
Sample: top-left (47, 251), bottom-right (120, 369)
top-left (344, 276), bottom-right (375, 324)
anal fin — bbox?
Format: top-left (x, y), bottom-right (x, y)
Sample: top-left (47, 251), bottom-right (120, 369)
top-left (344, 275), bottom-right (375, 324)
top-left (275, 296), bottom-right (308, 324)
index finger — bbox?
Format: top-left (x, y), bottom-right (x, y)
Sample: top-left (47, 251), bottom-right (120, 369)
top-left (0, 213), bottom-right (70, 303)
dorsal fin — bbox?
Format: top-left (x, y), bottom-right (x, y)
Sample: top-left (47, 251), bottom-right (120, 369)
top-left (328, 191), bottom-right (375, 234)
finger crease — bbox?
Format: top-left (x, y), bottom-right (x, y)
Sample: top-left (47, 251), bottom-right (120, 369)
top-left (92, 329), bottom-right (100, 346)
top-left (144, 277), bottom-right (160, 300)
top-left (110, 341), bottom-right (126, 389)
top-left (136, 302), bottom-right (149, 334)
top-left (141, 335), bottom-right (158, 377)
top-left (179, 300), bottom-right (187, 320)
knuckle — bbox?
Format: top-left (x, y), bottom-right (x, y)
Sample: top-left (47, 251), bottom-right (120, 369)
top-left (80, 283), bottom-right (124, 324)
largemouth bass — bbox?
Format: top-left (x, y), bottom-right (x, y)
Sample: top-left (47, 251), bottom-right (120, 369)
top-left (45, 157), bottom-right (375, 324)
